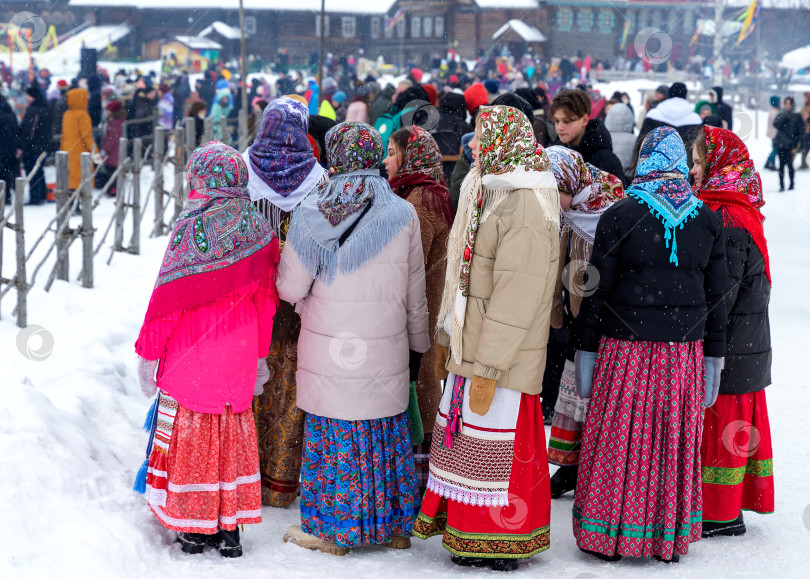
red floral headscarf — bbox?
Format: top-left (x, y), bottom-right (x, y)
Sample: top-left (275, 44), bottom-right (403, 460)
top-left (696, 125), bottom-right (770, 283)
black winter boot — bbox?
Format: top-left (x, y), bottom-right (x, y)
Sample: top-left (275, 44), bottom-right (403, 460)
top-left (550, 464), bottom-right (579, 498)
top-left (451, 555), bottom-right (488, 568)
top-left (487, 558), bottom-right (519, 572)
top-left (702, 513), bottom-right (746, 538)
top-left (216, 527), bottom-right (243, 558)
top-left (177, 532), bottom-right (209, 554)
top-left (579, 546), bottom-right (622, 562)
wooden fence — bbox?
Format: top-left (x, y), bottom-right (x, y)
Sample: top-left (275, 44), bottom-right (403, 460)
top-left (0, 111), bottom-right (252, 328)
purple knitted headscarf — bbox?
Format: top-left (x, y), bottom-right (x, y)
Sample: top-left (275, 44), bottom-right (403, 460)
top-left (248, 97), bottom-right (318, 197)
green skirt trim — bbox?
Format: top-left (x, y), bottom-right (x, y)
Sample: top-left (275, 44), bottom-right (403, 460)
top-left (702, 458), bottom-right (774, 486)
top-left (573, 506), bottom-right (701, 540)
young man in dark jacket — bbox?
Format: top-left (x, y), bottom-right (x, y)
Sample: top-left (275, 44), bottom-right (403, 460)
top-left (773, 96), bottom-right (803, 191)
top-left (18, 85), bottom-right (54, 205)
top-left (550, 89), bottom-right (627, 186)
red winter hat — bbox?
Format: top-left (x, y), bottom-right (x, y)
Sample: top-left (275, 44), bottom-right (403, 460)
top-left (106, 99), bottom-right (122, 113)
top-left (449, 74), bottom-right (459, 85)
top-left (410, 68), bottom-right (423, 82)
top-left (463, 83), bottom-right (489, 115)
top-left (57, 79), bottom-right (68, 88)
top-left (423, 83), bottom-right (438, 107)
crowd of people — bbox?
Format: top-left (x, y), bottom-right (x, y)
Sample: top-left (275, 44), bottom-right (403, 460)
top-left (124, 68), bottom-right (774, 572)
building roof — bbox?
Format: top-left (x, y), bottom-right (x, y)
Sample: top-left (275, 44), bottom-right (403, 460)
top-left (200, 21), bottom-right (241, 40)
top-left (493, 19), bottom-right (546, 43)
top-left (173, 36), bottom-right (223, 50)
top-left (69, 0), bottom-right (397, 14)
top-left (476, 0), bottom-right (541, 7)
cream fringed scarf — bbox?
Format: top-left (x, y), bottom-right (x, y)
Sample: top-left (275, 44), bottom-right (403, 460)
top-left (438, 166), bottom-right (560, 365)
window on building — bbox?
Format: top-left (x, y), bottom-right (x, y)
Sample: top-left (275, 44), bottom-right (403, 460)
top-left (597, 10), bottom-right (615, 34)
top-left (577, 8), bottom-right (594, 33)
top-left (423, 16), bottom-right (432, 38)
top-left (315, 14), bottom-right (330, 37)
top-left (411, 16), bottom-right (421, 38)
top-left (397, 18), bottom-right (406, 39)
top-left (626, 10), bottom-right (636, 32)
top-left (435, 16), bottom-right (444, 38)
top-left (650, 10), bottom-right (662, 29)
top-left (341, 16), bottom-right (356, 38)
top-left (371, 17), bottom-right (381, 40)
top-left (683, 11), bottom-right (695, 34)
top-left (557, 7), bottom-right (573, 32)
top-left (667, 10), bottom-right (678, 33)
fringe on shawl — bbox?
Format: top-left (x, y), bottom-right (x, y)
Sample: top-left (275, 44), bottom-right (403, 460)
top-left (135, 284), bottom-right (261, 359)
top-left (286, 176), bottom-right (415, 285)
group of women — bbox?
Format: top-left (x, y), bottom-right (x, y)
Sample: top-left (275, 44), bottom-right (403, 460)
top-left (133, 90), bottom-right (773, 570)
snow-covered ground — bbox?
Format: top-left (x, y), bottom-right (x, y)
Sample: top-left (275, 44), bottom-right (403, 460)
top-left (2, 92), bottom-right (809, 577)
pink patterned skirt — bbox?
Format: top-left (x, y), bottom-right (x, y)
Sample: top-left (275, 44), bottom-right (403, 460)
top-left (573, 338), bottom-right (704, 560)
top-left (146, 392), bottom-right (262, 534)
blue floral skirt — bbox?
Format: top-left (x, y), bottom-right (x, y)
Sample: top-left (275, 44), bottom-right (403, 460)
top-left (300, 411), bottom-right (419, 548)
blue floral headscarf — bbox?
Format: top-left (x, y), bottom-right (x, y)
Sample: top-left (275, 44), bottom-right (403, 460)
top-left (626, 127), bottom-right (702, 266)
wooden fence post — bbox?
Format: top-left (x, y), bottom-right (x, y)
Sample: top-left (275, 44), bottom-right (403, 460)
top-left (153, 126), bottom-right (165, 236)
top-left (54, 151), bottom-right (70, 281)
top-left (129, 138), bottom-right (142, 255)
top-left (114, 137), bottom-right (128, 251)
top-left (80, 153), bottom-right (94, 289)
top-left (203, 117), bottom-right (214, 144)
top-left (184, 117), bottom-right (195, 204)
top-left (15, 177), bottom-right (27, 328)
top-left (238, 109), bottom-right (248, 152)
top-left (219, 115), bottom-right (227, 144)
top-left (173, 125), bottom-right (185, 224)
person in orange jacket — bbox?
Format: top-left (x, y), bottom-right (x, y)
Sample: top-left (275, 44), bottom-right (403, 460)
top-left (60, 87), bottom-right (96, 191)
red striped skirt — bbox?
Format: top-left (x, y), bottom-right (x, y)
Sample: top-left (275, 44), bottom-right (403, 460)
top-left (145, 392), bottom-right (262, 534)
top-left (700, 391), bottom-right (774, 522)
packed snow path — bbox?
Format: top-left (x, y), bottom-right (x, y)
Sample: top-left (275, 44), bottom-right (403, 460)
top-left (2, 114), bottom-right (808, 577)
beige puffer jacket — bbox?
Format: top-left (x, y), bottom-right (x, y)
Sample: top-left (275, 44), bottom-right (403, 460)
top-left (437, 187), bottom-right (560, 395)
top-left (277, 211), bottom-right (431, 421)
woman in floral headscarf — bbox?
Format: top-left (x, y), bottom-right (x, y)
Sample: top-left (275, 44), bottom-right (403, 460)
top-left (542, 146), bottom-right (625, 499)
top-left (243, 96), bottom-right (327, 509)
top-left (384, 126), bottom-right (454, 494)
top-left (692, 125), bottom-right (774, 539)
top-left (134, 142), bottom-right (279, 558)
top-left (414, 106), bottom-right (560, 571)
top-left (277, 122), bottom-right (430, 555)
top-left (571, 126), bottom-right (728, 563)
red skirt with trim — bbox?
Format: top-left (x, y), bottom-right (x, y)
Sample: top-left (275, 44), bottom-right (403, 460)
top-left (146, 394), bottom-right (262, 534)
top-left (700, 391), bottom-right (774, 522)
top-left (413, 393), bottom-right (551, 559)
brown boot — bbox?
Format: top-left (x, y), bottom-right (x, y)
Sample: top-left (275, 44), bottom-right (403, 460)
top-left (283, 525), bottom-right (349, 556)
top-left (381, 535), bottom-right (411, 549)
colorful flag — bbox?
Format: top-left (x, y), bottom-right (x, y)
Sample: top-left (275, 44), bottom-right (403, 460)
top-left (689, 21), bottom-right (704, 47)
top-left (619, 20), bottom-right (631, 51)
top-left (385, 8), bottom-right (406, 32)
top-left (737, 0), bottom-right (761, 45)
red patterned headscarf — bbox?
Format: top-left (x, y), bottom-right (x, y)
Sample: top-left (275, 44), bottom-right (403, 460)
top-left (695, 126), bottom-right (770, 283)
top-left (388, 126), bottom-right (453, 225)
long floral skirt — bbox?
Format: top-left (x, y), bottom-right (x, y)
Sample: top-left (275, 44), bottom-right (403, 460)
top-left (253, 340), bottom-right (305, 508)
top-left (414, 375), bottom-right (551, 559)
top-left (145, 392), bottom-right (262, 534)
top-left (573, 338), bottom-right (704, 560)
top-left (701, 391), bottom-right (774, 523)
top-left (300, 411), bottom-right (419, 548)
top-left (548, 359), bottom-right (589, 466)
